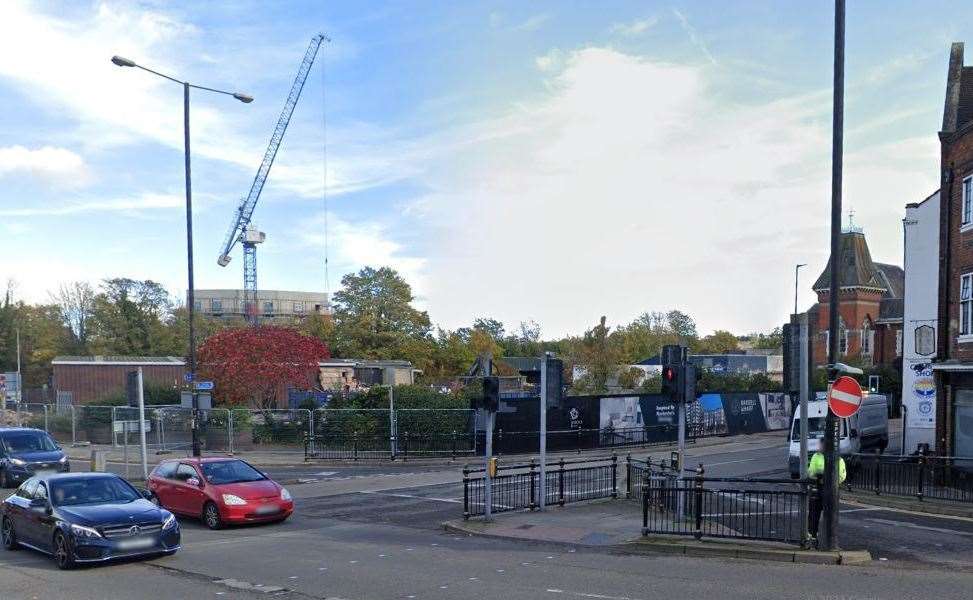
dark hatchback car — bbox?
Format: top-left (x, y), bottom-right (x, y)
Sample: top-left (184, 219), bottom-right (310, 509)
top-left (1, 472), bottom-right (180, 569)
top-left (0, 428), bottom-right (70, 488)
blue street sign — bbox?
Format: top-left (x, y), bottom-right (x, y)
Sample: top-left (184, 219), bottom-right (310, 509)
top-left (184, 372), bottom-right (194, 383)
top-left (194, 381), bottom-right (214, 391)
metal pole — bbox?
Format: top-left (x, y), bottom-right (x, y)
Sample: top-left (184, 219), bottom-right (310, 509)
top-left (794, 264), bottom-right (806, 318)
top-left (677, 395), bottom-right (686, 520)
top-left (389, 386), bottom-right (396, 460)
top-left (539, 353), bottom-right (548, 510)
top-left (184, 81), bottom-right (200, 458)
top-left (799, 314), bottom-right (810, 479)
top-left (483, 356), bottom-right (494, 521)
top-left (822, 0), bottom-right (845, 552)
top-left (15, 328), bottom-right (21, 404)
top-left (123, 421), bottom-right (129, 479)
top-left (137, 368), bottom-right (148, 480)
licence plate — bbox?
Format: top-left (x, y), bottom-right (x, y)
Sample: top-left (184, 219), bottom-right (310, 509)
top-left (255, 505), bottom-right (281, 515)
top-left (117, 537), bottom-right (156, 550)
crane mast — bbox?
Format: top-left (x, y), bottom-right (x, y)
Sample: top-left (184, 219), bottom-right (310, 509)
top-left (217, 33), bottom-right (329, 324)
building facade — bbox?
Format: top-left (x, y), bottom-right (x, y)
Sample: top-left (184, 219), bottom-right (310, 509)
top-left (806, 227), bottom-right (904, 370)
top-left (933, 42), bottom-right (973, 459)
top-left (192, 289), bottom-right (330, 321)
top-left (52, 356), bottom-right (186, 405)
top-left (903, 191), bottom-right (940, 452)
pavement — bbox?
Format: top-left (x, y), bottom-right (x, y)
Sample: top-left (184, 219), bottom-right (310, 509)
top-left (2, 426), bottom-right (972, 599)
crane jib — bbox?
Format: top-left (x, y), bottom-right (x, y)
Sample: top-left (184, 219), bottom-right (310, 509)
top-left (216, 33), bottom-right (328, 264)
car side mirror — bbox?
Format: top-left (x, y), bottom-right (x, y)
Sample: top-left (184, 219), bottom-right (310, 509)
top-left (29, 498), bottom-right (48, 511)
top-left (140, 488), bottom-right (154, 500)
top-left (187, 477), bottom-right (202, 488)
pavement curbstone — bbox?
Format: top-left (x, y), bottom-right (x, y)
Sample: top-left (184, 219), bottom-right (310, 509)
top-left (843, 493), bottom-right (973, 520)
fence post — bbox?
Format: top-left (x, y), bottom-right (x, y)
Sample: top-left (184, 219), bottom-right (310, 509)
top-left (800, 479), bottom-right (810, 550)
top-left (917, 455), bottom-right (925, 502)
top-left (529, 458), bottom-right (537, 510)
top-left (44, 405), bottom-right (49, 432)
top-left (228, 410), bottom-right (234, 456)
top-left (307, 408), bottom-right (314, 452)
top-left (641, 476), bottom-right (649, 535)
top-left (70, 406), bottom-right (76, 446)
top-left (402, 431), bottom-right (409, 461)
top-left (451, 430), bottom-right (457, 461)
top-left (462, 464), bottom-right (470, 520)
top-left (111, 406), bottom-right (117, 448)
top-left (874, 457), bottom-right (881, 495)
top-left (353, 431), bottom-right (359, 461)
top-left (558, 458), bottom-right (566, 506)
top-left (16, 403), bottom-right (22, 427)
top-left (497, 428), bottom-right (503, 457)
top-left (693, 463), bottom-right (704, 540)
top-left (577, 426), bottom-right (582, 454)
top-left (303, 431), bottom-right (309, 462)
top-left (625, 454), bottom-right (632, 499)
top-left (611, 453), bottom-right (618, 499)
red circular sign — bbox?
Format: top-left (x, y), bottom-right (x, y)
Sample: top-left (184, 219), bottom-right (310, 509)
top-left (828, 376), bottom-right (863, 418)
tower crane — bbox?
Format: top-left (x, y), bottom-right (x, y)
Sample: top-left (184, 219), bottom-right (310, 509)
top-left (217, 33), bottom-right (329, 324)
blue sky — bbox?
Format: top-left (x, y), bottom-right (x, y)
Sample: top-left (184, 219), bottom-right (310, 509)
top-left (0, 1), bottom-right (969, 337)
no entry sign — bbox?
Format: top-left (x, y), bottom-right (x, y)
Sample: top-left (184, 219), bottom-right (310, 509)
top-left (828, 376), bottom-right (863, 418)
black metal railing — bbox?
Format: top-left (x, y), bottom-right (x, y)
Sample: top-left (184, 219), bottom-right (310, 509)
top-left (463, 455), bottom-right (618, 519)
top-left (641, 465), bottom-right (810, 547)
top-left (846, 454), bottom-right (973, 504)
top-left (489, 424), bottom-right (699, 456)
top-left (304, 430), bottom-right (477, 461)
top-left (625, 455), bottom-right (682, 502)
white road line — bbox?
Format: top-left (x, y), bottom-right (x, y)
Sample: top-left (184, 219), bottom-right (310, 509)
top-left (866, 518), bottom-right (973, 537)
top-left (546, 589), bottom-right (645, 600)
top-left (840, 507), bottom-right (885, 514)
top-left (702, 458), bottom-right (762, 467)
top-left (358, 490), bottom-right (461, 504)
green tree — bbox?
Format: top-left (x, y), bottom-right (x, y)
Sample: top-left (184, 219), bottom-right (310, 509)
top-left (570, 316), bottom-right (623, 394)
top-left (749, 326), bottom-right (783, 350)
top-left (694, 330), bottom-right (740, 354)
top-left (88, 278), bottom-right (174, 355)
top-left (331, 267), bottom-right (432, 359)
top-left (666, 310), bottom-right (698, 342)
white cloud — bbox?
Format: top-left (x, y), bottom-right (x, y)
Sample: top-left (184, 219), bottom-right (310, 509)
top-left (512, 14), bottom-right (550, 32)
top-left (672, 8), bottom-right (717, 66)
top-left (400, 47), bottom-right (936, 336)
top-left (610, 17), bottom-right (659, 37)
top-left (0, 192), bottom-right (183, 217)
top-left (0, 145), bottom-right (88, 187)
top-left (535, 49), bottom-right (564, 72)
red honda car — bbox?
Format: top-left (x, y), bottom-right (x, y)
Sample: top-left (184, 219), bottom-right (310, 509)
top-left (146, 458), bottom-right (292, 530)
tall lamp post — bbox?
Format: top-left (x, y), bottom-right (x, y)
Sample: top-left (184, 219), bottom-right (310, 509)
top-left (111, 55), bottom-right (252, 457)
top-left (794, 263), bottom-right (806, 317)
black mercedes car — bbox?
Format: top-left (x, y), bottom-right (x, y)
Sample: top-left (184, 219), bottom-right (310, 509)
top-left (0, 428), bottom-right (70, 488)
top-left (1, 472), bottom-right (180, 569)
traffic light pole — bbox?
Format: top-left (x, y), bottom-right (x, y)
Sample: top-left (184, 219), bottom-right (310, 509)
top-left (483, 356), bottom-right (494, 522)
top-left (822, 0), bottom-right (845, 552)
top-left (539, 353), bottom-right (547, 511)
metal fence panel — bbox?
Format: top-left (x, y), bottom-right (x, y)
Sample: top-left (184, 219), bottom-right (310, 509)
top-left (847, 454), bottom-right (973, 504)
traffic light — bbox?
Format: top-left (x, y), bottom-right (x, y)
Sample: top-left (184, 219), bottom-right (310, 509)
top-left (545, 357), bottom-right (563, 408)
top-left (661, 365), bottom-right (680, 400)
top-left (481, 376), bottom-right (500, 412)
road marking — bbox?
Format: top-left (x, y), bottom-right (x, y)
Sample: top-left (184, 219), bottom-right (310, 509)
top-left (546, 589), bottom-right (645, 600)
top-left (840, 507), bottom-right (885, 514)
top-left (702, 458), bottom-right (761, 467)
top-left (866, 518), bottom-right (973, 537)
top-left (358, 490), bottom-right (461, 503)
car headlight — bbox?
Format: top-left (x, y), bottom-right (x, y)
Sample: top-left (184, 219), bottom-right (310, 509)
top-left (9, 458), bottom-right (25, 466)
top-left (162, 513), bottom-right (177, 530)
top-left (58, 455), bottom-right (68, 463)
top-left (70, 524), bottom-right (102, 539)
top-left (280, 488), bottom-right (292, 502)
top-left (222, 494), bottom-right (247, 506)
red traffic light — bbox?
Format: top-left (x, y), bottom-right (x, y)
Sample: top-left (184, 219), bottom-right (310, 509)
top-left (663, 367), bottom-right (675, 381)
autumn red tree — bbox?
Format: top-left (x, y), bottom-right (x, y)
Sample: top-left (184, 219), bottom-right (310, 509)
top-left (197, 326), bottom-right (330, 407)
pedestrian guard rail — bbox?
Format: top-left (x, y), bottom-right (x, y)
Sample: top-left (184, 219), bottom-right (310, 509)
top-left (846, 453), bottom-right (973, 504)
top-left (462, 455), bottom-right (619, 519)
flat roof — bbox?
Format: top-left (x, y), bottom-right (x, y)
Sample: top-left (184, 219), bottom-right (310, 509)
top-left (53, 356), bottom-right (185, 366)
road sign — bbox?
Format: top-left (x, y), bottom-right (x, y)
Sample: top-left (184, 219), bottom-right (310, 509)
top-left (184, 372), bottom-right (194, 383)
top-left (193, 380), bottom-right (214, 391)
top-left (828, 376), bottom-right (863, 418)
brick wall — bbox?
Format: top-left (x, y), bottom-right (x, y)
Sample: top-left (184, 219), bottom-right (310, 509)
top-left (940, 126), bottom-right (973, 362)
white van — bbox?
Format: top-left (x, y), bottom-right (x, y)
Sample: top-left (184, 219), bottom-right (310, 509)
top-left (787, 393), bottom-right (889, 478)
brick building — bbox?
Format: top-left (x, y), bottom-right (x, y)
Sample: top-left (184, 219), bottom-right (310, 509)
top-left (52, 356), bottom-right (186, 405)
top-left (932, 42), bottom-right (973, 458)
top-left (806, 226), bottom-right (904, 370)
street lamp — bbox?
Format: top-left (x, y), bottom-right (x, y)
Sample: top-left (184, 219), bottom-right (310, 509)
top-left (794, 263), bottom-right (806, 317)
top-left (112, 55), bottom-right (252, 457)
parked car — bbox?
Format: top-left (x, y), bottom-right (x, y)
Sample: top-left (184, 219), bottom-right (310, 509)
top-left (0, 428), bottom-right (70, 488)
top-left (787, 393), bottom-right (889, 477)
top-left (147, 457), bottom-right (292, 529)
top-left (1, 472), bottom-right (180, 569)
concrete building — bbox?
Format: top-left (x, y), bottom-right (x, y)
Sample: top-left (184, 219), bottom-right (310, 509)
top-left (52, 356), bottom-right (185, 405)
top-left (318, 359), bottom-right (418, 393)
top-left (192, 289), bottom-right (329, 321)
top-left (903, 191), bottom-right (940, 452)
top-left (932, 42), bottom-right (973, 459)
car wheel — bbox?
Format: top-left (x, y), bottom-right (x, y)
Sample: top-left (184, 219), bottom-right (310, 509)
top-left (53, 531), bottom-right (75, 570)
top-left (202, 502), bottom-right (222, 530)
top-left (1, 517), bottom-right (19, 550)
top-left (0, 468), bottom-right (10, 489)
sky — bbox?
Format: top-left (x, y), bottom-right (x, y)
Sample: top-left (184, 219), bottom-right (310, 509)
top-left (0, 1), bottom-right (968, 339)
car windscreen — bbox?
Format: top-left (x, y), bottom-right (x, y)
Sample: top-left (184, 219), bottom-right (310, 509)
top-left (201, 460), bottom-right (266, 485)
top-left (51, 477), bottom-right (140, 506)
top-left (1, 431), bottom-right (59, 453)
top-left (791, 417), bottom-right (847, 440)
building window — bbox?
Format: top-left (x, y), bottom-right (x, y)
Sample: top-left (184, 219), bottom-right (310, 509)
top-left (961, 273), bottom-right (973, 336)
top-left (293, 301), bottom-right (306, 314)
top-left (839, 329), bottom-right (849, 355)
top-left (263, 301), bottom-right (274, 315)
top-left (193, 300), bottom-right (202, 312)
top-left (211, 299), bottom-right (222, 313)
top-left (861, 319), bottom-right (873, 356)
top-left (964, 176), bottom-right (973, 226)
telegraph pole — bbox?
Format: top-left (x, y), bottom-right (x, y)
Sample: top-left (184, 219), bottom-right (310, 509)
top-left (822, 0), bottom-right (845, 551)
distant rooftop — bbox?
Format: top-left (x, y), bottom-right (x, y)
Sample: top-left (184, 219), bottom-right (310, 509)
top-left (52, 356), bottom-right (185, 365)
